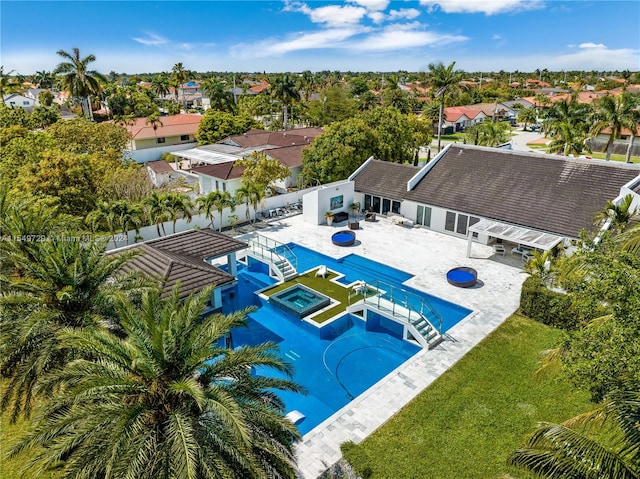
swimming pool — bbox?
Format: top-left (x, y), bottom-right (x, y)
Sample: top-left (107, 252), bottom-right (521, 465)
top-left (220, 243), bottom-right (472, 434)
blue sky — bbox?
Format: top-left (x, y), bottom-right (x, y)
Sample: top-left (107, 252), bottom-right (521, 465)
top-left (2, 1), bottom-right (639, 75)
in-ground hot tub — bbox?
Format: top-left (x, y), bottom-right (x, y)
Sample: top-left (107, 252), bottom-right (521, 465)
top-left (332, 230), bottom-right (356, 246)
top-left (270, 284), bottom-right (331, 318)
top-left (446, 267), bottom-right (478, 288)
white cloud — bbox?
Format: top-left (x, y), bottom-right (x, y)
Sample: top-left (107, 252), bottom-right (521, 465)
top-left (232, 28), bottom-right (364, 57)
top-left (349, 0), bottom-right (390, 11)
top-left (131, 32), bottom-right (169, 46)
top-left (284, 1), bottom-right (367, 27)
top-left (492, 34), bottom-right (502, 41)
top-left (419, 0), bottom-right (543, 15)
top-left (389, 8), bottom-right (421, 20)
top-left (368, 11), bottom-right (386, 23)
top-left (351, 23), bottom-right (467, 51)
top-left (554, 43), bottom-right (640, 70)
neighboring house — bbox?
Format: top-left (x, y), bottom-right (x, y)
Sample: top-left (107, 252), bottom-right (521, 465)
top-left (119, 114), bottom-right (202, 163)
top-left (114, 228), bottom-right (247, 312)
top-left (145, 160), bottom-right (178, 187)
top-left (349, 144), bottom-right (640, 252)
top-left (177, 128), bottom-right (323, 196)
top-left (3, 93), bottom-right (37, 108)
top-left (442, 106), bottom-right (485, 132)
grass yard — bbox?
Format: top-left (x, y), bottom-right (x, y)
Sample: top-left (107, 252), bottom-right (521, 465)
top-left (342, 314), bottom-right (593, 479)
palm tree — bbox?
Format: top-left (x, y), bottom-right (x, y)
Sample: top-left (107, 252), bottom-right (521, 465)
top-left (145, 112), bottom-right (164, 136)
top-left (86, 200), bottom-right (119, 247)
top-left (9, 286), bottom-right (302, 478)
top-left (112, 200), bottom-right (144, 245)
top-left (163, 191), bottom-right (193, 234)
top-left (0, 236), bottom-right (145, 420)
top-left (213, 190), bottom-right (235, 232)
top-left (517, 107), bottom-right (538, 131)
top-left (143, 191), bottom-right (170, 237)
top-left (235, 184), bottom-right (252, 223)
top-left (202, 77), bottom-right (236, 112)
top-left (508, 389), bottom-right (640, 479)
top-left (33, 70), bottom-right (54, 89)
top-left (0, 66), bottom-right (23, 96)
top-left (270, 74), bottom-right (300, 129)
top-left (590, 93), bottom-right (639, 161)
top-left (54, 48), bottom-right (106, 120)
top-left (171, 62), bottom-right (188, 110)
top-left (196, 190), bottom-right (221, 229)
top-left (594, 194), bottom-right (637, 233)
top-left (427, 61), bottom-right (463, 152)
top-left (247, 182), bottom-right (266, 224)
top-left (150, 72), bottom-right (170, 99)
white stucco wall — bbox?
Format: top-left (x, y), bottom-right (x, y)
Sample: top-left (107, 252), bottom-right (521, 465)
top-left (302, 181), bottom-right (355, 225)
top-left (127, 143), bottom-right (197, 163)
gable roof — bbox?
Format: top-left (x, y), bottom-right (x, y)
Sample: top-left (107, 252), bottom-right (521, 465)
top-left (146, 160), bottom-right (174, 174)
top-left (116, 229), bottom-right (246, 299)
top-left (403, 145), bottom-right (640, 237)
top-left (191, 161), bottom-right (244, 181)
top-left (223, 128), bottom-right (323, 148)
top-left (444, 106), bottom-right (483, 122)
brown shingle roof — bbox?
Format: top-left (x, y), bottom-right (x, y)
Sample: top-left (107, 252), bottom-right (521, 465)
top-left (115, 229), bottom-right (246, 299)
top-left (404, 145), bottom-right (640, 237)
top-left (146, 160), bottom-right (174, 174)
top-left (265, 144), bottom-right (307, 168)
top-left (224, 128), bottom-right (323, 148)
top-left (353, 160), bottom-right (419, 200)
top-left (191, 162), bottom-right (244, 180)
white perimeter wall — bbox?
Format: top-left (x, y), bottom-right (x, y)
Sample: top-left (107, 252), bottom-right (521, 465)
top-left (128, 143), bottom-right (197, 163)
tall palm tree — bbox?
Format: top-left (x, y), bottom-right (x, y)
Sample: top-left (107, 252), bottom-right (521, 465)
top-left (85, 200), bottom-right (119, 247)
top-left (9, 286), bottom-right (302, 478)
top-left (143, 191), bottom-right (169, 237)
top-left (171, 62), bottom-right (188, 110)
top-left (427, 61), bottom-right (463, 151)
top-left (213, 190), bottom-right (235, 232)
top-left (112, 200), bottom-right (144, 245)
top-left (0, 236), bottom-right (145, 420)
top-left (270, 74), bottom-right (300, 130)
top-left (33, 70), bottom-right (54, 89)
top-left (247, 182), bottom-right (266, 224)
top-left (590, 93), bottom-right (639, 161)
top-left (508, 389), bottom-right (640, 479)
top-left (54, 48), bottom-right (106, 120)
top-left (163, 191), bottom-right (193, 234)
top-left (235, 184), bottom-right (252, 223)
top-left (517, 106), bottom-right (538, 131)
top-left (196, 190), bottom-right (221, 229)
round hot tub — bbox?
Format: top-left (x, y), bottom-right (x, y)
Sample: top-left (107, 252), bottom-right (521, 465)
top-left (446, 267), bottom-right (478, 288)
top-left (332, 230), bottom-right (356, 247)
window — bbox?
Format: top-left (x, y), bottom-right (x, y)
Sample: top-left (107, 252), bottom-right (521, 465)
top-left (416, 205), bottom-right (431, 227)
top-left (456, 214), bottom-right (469, 235)
top-left (156, 137), bottom-right (166, 144)
top-left (469, 216), bottom-right (480, 238)
top-left (180, 134), bottom-right (190, 141)
top-left (391, 201), bottom-right (401, 214)
top-left (23, 101), bottom-right (29, 105)
top-left (445, 212), bottom-right (456, 232)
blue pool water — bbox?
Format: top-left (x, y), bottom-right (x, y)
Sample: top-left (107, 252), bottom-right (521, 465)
top-left (219, 244), bottom-right (472, 434)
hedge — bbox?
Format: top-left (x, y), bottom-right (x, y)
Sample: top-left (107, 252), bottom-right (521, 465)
top-left (519, 276), bottom-right (579, 329)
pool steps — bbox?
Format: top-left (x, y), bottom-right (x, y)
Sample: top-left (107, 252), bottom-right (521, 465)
top-left (243, 235), bottom-right (298, 281)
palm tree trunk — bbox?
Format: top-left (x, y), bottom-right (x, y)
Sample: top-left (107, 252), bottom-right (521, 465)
top-left (283, 104), bottom-right (289, 130)
top-left (156, 223), bottom-right (161, 238)
top-left (172, 220), bottom-right (177, 234)
top-left (606, 142), bottom-right (613, 161)
top-left (626, 134), bottom-right (635, 163)
top-left (86, 95), bottom-right (94, 121)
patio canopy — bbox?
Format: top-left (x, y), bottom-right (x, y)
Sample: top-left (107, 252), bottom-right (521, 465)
top-left (466, 219), bottom-right (564, 257)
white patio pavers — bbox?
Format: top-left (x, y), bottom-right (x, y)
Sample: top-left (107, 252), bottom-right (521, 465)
top-left (242, 215), bottom-right (526, 478)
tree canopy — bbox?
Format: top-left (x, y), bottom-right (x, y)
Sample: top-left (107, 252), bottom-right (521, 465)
top-left (195, 110), bottom-right (262, 145)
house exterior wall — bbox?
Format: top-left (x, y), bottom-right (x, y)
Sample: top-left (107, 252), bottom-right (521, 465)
top-left (196, 174), bottom-right (242, 196)
top-left (127, 143), bottom-right (197, 163)
top-left (132, 134), bottom-right (195, 151)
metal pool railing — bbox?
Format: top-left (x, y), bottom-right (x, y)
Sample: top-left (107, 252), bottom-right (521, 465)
top-left (349, 280), bottom-right (444, 334)
top-left (248, 235), bottom-right (298, 277)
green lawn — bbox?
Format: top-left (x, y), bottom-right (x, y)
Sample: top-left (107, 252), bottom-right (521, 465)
top-left (342, 314), bottom-right (593, 479)
top-left (524, 141), bottom-right (640, 163)
top-left (261, 268), bottom-right (363, 323)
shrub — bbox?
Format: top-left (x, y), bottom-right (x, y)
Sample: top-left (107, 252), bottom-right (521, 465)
top-left (519, 276), bottom-right (578, 329)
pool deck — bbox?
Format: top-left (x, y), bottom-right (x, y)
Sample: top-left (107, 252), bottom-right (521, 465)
top-left (237, 215), bottom-right (526, 478)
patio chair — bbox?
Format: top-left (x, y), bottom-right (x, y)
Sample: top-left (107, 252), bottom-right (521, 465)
top-left (315, 265), bottom-right (327, 278)
top-left (493, 244), bottom-right (505, 256)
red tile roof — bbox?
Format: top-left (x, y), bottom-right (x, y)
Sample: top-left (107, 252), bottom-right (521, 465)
top-left (249, 80), bottom-right (270, 94)
top-left (444, 106), bottom-right (483, 122)
top-left (124, 114), bottom-right (202, 140)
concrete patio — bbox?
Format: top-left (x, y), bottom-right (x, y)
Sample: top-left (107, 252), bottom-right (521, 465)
top-left (236, 214), bottom-right (527, 478)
